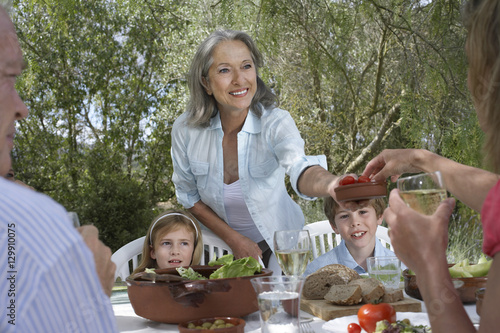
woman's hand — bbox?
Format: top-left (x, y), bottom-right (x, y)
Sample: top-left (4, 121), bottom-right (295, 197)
top-left (383, 188), bottom-right (455, 274)
top-left (362, 149), bottom-right (429, 183)
top-left (226, 233), bottom-right (263, 262)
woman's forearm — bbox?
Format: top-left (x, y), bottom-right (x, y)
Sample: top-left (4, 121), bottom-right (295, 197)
top-left (413, 150), bottom-right (499, 212)
top-left (297, 165), bottom-right (338, 198)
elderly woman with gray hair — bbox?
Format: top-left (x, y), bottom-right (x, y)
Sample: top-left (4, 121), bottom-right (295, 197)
top-left (171, 29), bottom-right (341, 269)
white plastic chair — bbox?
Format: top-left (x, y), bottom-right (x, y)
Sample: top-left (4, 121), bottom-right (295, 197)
top-left (200, 228), bottom-right (233, 264)
top-left (111, 236), bottom-right (145, 281)
top-left (303, 220), bottom-right (393, 259)
top-left (111, 229), bottom-right (277, 280)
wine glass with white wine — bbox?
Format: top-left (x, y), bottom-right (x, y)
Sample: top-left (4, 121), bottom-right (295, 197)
top-left (397, 171), bottom-right (447, 215)
top-left (273, 230), bottom-right (312, 276)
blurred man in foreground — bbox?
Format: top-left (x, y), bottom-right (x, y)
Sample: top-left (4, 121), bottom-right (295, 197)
top-left (0, 3), bottom-right (118, 332)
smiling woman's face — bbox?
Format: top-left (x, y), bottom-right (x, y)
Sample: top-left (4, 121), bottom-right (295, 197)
top-left (204, 40), bottom-right (257, 116)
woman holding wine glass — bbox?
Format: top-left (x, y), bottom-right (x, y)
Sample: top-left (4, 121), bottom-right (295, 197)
top-left (362, 1), bottom-right (500, 331)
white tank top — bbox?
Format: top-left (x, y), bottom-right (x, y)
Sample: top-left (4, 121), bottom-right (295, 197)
top-left (223, 180), bottom-right (264, 243)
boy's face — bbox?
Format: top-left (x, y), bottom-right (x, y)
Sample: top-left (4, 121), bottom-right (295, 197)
top-left (331, 205), bottom-right (383, 251)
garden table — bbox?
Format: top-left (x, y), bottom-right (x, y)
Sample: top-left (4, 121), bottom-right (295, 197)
top-left (111, 289), bottom-right (480, 332)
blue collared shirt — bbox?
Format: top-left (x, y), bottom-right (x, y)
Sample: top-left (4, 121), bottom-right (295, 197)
top-left (304, 238), bottom-right (406, 276)
top-left (171, 105), bottom-right (327, 249)
top-left (0, 178), bottom-right (118, 333)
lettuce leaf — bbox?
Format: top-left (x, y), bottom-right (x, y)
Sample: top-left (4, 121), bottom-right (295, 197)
top-left (209, 256), bottom-right (261, 279)
top-left (176, 267), bottom-right (207, 280)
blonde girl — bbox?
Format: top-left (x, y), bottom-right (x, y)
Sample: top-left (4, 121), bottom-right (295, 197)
top-left (133, 210), bottom-right (203, 275)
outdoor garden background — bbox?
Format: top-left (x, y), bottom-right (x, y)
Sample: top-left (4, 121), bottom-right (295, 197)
top-left (11, 0), bottom-right (484, 262)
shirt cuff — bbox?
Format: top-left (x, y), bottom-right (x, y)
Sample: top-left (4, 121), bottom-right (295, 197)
top-left (290, 155), bottom-right (328, 200)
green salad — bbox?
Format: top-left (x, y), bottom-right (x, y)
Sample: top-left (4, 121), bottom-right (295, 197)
top-left (176, 254), bottom-right (262, 280)
top-left (375, 319), bottom-right (431, 333)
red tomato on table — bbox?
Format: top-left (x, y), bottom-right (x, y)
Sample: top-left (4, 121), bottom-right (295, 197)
top-left (339, 176), bottom-right (356, 186)
top-left (357, 303), bottom-right (396, 333)
top-left (347, 322), bottom-right (362, 333)
top-left (357, 175), bottom-right (371, 183)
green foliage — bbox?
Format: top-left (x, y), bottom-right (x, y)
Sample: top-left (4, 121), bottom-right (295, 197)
top-left (10, 0), bottom-right (483, 252)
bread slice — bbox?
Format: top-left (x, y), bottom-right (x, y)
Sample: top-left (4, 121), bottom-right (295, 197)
top-left (348, 278), bottom-right (385, 303)
top-left (302, 264), bottom-right (360, 300)
top-left (382, 288), bottom-right (404, 303)
top-left (324, 285), bottom-right (362, 305)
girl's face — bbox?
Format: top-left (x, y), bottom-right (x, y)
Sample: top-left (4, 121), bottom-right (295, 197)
top-left (204, 40), bottom-right (257, 116)
top-left (331, 205), bottom-right (383, 252)
top-left (150, 227), bottom-right (195, 269)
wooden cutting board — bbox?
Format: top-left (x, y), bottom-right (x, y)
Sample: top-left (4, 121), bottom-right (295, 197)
top-left (301, 297), bottom-right (422, 321)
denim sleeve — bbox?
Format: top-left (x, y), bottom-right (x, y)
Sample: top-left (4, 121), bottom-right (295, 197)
top-left (171, 116), bottom-right (201, 209)
top-left (269, 110), bottom-right (327, 200)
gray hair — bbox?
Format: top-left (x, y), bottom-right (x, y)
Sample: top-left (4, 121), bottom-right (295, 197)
top-left (186, 29), bottom-right (278, 127)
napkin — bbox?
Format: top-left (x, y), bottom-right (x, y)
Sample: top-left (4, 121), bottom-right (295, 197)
top-left (322, 312), bottom-right (430, 333)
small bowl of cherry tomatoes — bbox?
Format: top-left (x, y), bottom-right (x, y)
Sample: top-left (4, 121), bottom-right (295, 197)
top-left (334, 175), bottom-right (387, 202)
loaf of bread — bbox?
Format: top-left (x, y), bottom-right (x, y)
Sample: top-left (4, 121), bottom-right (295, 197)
top-left (302, 264), bottom-right (360, 300)
top-left (324, 285), bottom-right (363, 305)
top-left (382, 288), bottom-right (404, 303)
top-left (348, 278), bottom-right (385, 303)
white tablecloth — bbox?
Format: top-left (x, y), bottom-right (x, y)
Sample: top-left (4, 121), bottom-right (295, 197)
top-left (112, 290), bottom-right (479, 332)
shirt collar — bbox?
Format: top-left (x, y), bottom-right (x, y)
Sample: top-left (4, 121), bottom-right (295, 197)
top-left (208, 109), bottom-right (261, 134)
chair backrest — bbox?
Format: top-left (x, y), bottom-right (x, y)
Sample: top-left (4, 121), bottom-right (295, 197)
top-left (200, 228), bottom-right (233, 265)
top-left (303, 220), bottom-right (337, 259)
top-left (111, 229), bottom-right (276, 280)
top-left (303, 220), bottom-right (393, 259)
top-left (111, 236), bottom-right (145, 281)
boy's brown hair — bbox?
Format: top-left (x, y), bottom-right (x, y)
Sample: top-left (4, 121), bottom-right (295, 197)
top-left (323, 196), bottom-right (386, 227)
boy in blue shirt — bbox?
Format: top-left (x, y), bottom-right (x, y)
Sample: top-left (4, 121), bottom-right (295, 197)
top-left (304, 196), bottom-right (404, 276)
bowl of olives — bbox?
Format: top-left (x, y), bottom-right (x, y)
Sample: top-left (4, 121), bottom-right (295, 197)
top-left (178, 317), bottom-right (245, 333)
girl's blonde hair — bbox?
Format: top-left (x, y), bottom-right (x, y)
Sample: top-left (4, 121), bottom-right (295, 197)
top-left (464, 0), bottom-right (500, 172)
top-left (132, 210), bottom-right (203, 275)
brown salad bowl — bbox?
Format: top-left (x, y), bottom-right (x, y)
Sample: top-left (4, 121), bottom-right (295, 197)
top-left (403, 268), bottom-right (487, 304)
top-left (126, 265), bottom-right (272, 324)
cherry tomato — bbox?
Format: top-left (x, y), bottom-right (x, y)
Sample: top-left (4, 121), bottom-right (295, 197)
top-left (357, 303), bottom-right (396, 333)
top-left (347, 323), bottom-right (362, 333)
top-left (339, 176), bottom-right (356, 186)
top-left (357, 175), bottom-right (371, 183)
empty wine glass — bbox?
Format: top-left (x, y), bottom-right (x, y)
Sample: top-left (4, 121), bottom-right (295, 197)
top-left (68, 212), bottom-right (80, 228)
top-left (273, 230), bottom-right (312, 276)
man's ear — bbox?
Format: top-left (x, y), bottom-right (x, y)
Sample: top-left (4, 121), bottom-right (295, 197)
top-left (202, 76), bottom-right (212, 95)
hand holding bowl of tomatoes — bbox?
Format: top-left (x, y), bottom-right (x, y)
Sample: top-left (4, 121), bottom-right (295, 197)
top-left (334, 175), bottom-right (387, 202)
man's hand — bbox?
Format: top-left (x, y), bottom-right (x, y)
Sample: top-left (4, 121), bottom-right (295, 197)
top-left (78, 225), bottom-right (116, 297)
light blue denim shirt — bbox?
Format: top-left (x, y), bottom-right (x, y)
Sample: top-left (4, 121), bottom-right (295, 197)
top-left (171, 105), bottom-right (327, 250)
top-left (303, 238), bottom-right (406, 276)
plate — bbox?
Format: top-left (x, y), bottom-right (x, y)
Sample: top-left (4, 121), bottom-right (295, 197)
top-left (334, 182), bottom-right (387, 202)
top-left (322, 312), bottom-right (430, 333)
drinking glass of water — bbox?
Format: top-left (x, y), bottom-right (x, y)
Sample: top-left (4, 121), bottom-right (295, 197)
top-left (251, 276), bottom-right (305, 333)
top-left (273, 230), bottom-right (312, 276)
top-left (397, 171), bottom-right (447, 215)
top-left (367, 256), bottom-right (401, 290)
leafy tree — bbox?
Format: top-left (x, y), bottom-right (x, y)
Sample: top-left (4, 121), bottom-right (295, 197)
top-left (10, 0), bottom-right (482, 252)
